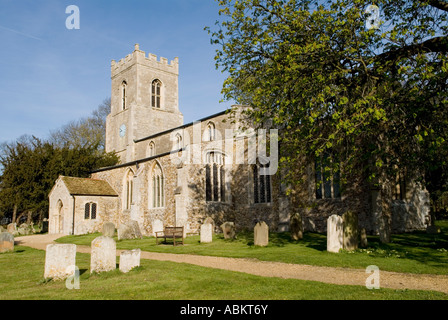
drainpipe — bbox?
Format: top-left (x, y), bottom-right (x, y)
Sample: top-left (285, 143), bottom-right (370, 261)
top-left (72, 196), bottom-right (76, 235)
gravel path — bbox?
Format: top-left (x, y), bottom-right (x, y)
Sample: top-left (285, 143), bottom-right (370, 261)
top-left (15, 234), bottom-right (448, 294)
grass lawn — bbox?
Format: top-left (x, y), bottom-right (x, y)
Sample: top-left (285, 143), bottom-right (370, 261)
top-left (56, 220), bottom-right (448, 275)
top-left (0, 246), bottom-right (447, 300)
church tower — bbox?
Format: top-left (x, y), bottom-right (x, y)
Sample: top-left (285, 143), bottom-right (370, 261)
top-left (106, 44), bottom-right (184, 163)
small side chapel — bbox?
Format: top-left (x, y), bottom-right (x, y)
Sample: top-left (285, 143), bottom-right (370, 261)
top-left (48, 44), bottom-right (430, 236)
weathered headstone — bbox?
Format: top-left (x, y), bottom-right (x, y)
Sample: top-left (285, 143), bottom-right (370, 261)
top-left (327, 215), bottom-right (343, 253)
top-left (290, 213), bottom-right (303, 240)
top-left (118, 220), bottom-right (142, 240)
top-left (203, 217), bottom-right (215, 233)
top-left (0, 232), bottom-right (14, 253)
top-left (152, 219), bottom-right (164, 237)
top-left (7, 223), bottom-right (16, 234)
top-left (360, 228), bottom-right (368, 248)
top-left (119, 249), bottom-right (141, 273)
top-left (200, 222), bottom-right (213, 243)
top-left (343, 211), bottom-right (359, 251)
top-left (254, 221), bottom-right (269, 247)
top-left (91, 236), bottom-right (116, 274)
top-left (44, 244), bottom-right (77, 280)
top-left (220, 222), bottom-right (236, 239)
top-left (102, 222), bottom-right (116, 238)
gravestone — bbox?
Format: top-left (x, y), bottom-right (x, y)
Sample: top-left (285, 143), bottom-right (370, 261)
top-left (0, 232), bottom-right (14, 253)
top-left (119, 249), bottom-right (141, 273)
top-left (290, 213), bottom-right (303, 240)
top-left (204, 217), bottom-right (215, 233)
top-left (343, 211), bottom-right (359, 251)
top-left (91, 236), bottom-right (116, 274)
top-left (220, 222), bottom-right (236, 239)
top-left (152, 219), bottom-right (164, 237)
top-left (327, 215), bottom-right (343, 253)
top-left (102, 222), bottom-right (116, 238)
top-left (360, 228), bottom-right (368, 248)
top-left (254, 221), bottom-right (269, 247)
top-left (7, 223), bottom-right (16, 234)
top-left (118, 220), bottom-right (142, 240)
top-left (44, 244), bottom-right (77, 280)
top-left (200, 222), bottom-right (213, 243)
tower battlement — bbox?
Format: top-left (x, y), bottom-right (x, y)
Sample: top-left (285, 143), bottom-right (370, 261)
top-left (111, 44), bottom-right (179, 77)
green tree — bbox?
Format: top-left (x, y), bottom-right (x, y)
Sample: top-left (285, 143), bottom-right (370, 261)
top-left (209, 0), bottom-right (448, 242)
top-left (0, 136), bottom-right (118, 225)
top-left (49, 98), bottom-right (111, 150)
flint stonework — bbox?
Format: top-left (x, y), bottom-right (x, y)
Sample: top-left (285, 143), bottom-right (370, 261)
top-left (91, 236), bottom-right (116, 274)
top-left (44, 244), bottom-right (77, 280)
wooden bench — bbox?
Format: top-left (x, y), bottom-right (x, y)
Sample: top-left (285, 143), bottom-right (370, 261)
top-left (155, 226), bottom-right (184, 246)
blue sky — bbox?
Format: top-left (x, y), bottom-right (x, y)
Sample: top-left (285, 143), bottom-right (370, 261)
top-left (0, 0), bottom-right (232, 144)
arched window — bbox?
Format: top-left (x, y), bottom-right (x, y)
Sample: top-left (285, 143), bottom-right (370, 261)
top-left (205, 122), bottom-right (216, 142)
top-left (124, 169), bottom-right (134, 210)
top-left (152, 79), bottom-right (162, 108)
top-left (122, 81), bottom-right (127, 110)
top-left (205, 151), bottom-right (226, 202)
top-left (253, 163), bottom-right (272, 204)
top-left (175, 133), bottom-right (183, 150)
top-left (150, 163), bottom-right (164, 208)
top-left (148, 141), bottom-right (156, 157)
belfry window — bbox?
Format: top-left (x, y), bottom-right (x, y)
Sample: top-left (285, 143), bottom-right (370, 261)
top-left (152, 79), bottom-right (162, 108)
top-left (122, 81), bottom-right (127, 110)
top-left (205, 152), bottom-right (226, 202)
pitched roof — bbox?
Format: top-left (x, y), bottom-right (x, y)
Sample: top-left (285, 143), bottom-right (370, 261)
top-left (60, 176), bottom-right (118, 197)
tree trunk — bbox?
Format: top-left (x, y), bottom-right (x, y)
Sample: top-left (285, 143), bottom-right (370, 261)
top-left (379, 172), bottom-right (392, 243)
top-left (12, 204), bottom-right (17, 224)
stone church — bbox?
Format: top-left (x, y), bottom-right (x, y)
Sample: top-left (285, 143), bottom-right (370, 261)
top-left (48, 44), bottom-right (429, 236)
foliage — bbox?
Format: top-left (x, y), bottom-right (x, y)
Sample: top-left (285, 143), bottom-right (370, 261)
top-left (0, 136), bottom-right (118, 223)
top-left (207, 0), bottom-right (448, 241)
top-left (48, 98), bottom-right (111, 150)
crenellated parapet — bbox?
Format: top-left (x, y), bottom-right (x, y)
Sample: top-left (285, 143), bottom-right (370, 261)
top-left (111, 43), bottom-right (179, 77)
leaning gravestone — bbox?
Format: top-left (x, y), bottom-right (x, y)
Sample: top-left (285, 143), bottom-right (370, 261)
top-left (91, 236), bottom-right (116, 274)
top-left (290, 213), bottom-right (303, 240)
top-left (220, 222), bottom-right (236, 239)
top-left (343, 211), bottom-right (359, 251)
top-left (102, 222), bottom-right (116, 238)
top-left (254, 221), bottom-right (269, 247)
top-left (0, 232), bottom-right (14, 253)
top-left (44, 244), bottom-right (77, 280)
top-left (119, 249), bottom-right (141, 273)
top-left (360, 228), bottom-right (368, 248)
top-left (327, 215), bottom-right (343, 253)
top-left (200, 222), bottom-right (213, 243)
top-left (7, 223), bottom-right (17, 234)
top-left (118, 220), bottom-right (143, 240)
